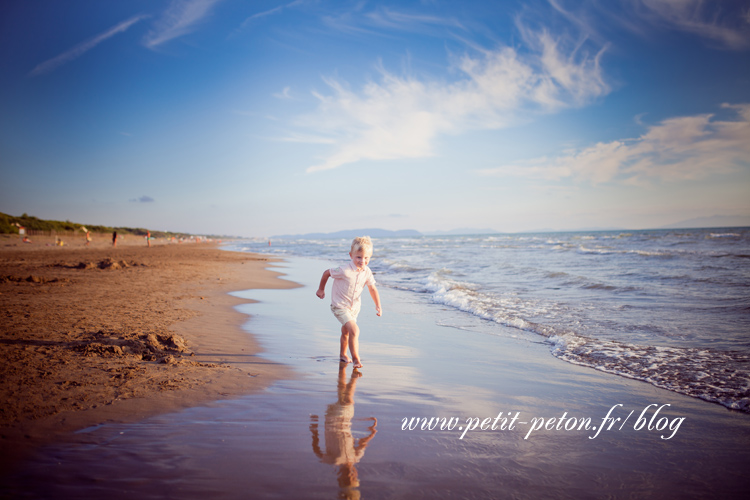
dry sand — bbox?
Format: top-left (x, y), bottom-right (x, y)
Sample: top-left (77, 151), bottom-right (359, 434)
top-left (0, 234), bottom-right (298, 472)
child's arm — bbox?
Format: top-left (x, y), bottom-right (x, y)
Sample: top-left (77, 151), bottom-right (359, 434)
top-left (368, 284), bottom-right (382, 316)
top-left (316, 270), bottom-right (331, 299)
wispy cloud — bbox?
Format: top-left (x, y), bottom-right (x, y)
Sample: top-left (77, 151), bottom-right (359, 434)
top-left (634, 0), bottom-right (750, 49)
top-left (548, 0), bottom-right (750, 50)
top-left (477, 103), bottom-right (750, 184)
top-left (320, 4), bottom-right (467, 39)
top-left (29, 15), bottom-right (146, 76)
top-left (273, 86), bottom-right (294, 99)
top-left (143, 0), bottom-right (222, 48)
top-left (235, 0), bottom-right (306, 33)
top-left (301, 24), bottom-right (609, 173)
top-left (364, 7), bottom-right (466, 32)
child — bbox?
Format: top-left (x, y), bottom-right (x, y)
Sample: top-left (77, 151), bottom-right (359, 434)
top-left (317, 236), bottom-right (382, 369)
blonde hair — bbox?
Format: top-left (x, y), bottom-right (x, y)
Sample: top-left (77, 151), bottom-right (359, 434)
top-left (351, 236), bottom-right (373, 253)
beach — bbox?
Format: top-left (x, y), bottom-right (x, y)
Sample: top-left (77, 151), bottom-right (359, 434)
top-left (4, 0), bottom-right (749, 496)
top-left (3, 250), bottom-right (749, 499)
top-left (0, 234), bottom-right (298, 479)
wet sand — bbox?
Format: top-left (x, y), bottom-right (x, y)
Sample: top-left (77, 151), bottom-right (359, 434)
top-left (5, 256), bottom-right (749, 499)
top-left (0, 235), bottom-right (298, 479)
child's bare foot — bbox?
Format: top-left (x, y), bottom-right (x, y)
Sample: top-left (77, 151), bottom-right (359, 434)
top-left (353, 359), bottom-right (363, 369)
top-left (340, 356), bottom-right (351, 364)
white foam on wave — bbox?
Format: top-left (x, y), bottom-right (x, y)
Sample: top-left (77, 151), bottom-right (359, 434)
top-left (423, 272), bottom-right (750, 414)
top-left (578, 246), bottom-right (613, 255)
top-left (631, 249), bottom-right (672, 257)
top-left (709, 233), bottom-right (741, 238)
top-left (549, 334), bottom-right (750, 413)
top-left (578, 246), bottom-right (675, 258)
top-left (423, 273), bottom-right (559, 338)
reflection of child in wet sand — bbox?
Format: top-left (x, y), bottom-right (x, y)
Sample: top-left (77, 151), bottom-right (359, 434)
top-left (310, 366), bottom-right (377, 499)
top-left (316, 236), bottom-right (382, 369)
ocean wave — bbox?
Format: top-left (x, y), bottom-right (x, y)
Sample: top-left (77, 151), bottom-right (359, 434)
top-left (578, 246), bottom-right (614, 255)
top-left (578, 246), bottom-right (675, 258)
top-left (233, 231), bottom-right (749, 413)
top-left (581, 283), bottom-right (618, 291)
top-left (630, 249), bottom-right (673, 257)
top-left (709, 233), bottom-right (741, 238)
top-left (549, 334), bottom-right (750, 413)
top-left (423, 272), bottom-right (750, 413)
top-left (380, 259), bottom-right (426, 274)
top-left (423, 273), bottom-right (560, 338)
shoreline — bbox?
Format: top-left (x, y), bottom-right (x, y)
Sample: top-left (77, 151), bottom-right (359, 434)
top-left (0, 237), bottom-right (299, 475)
top-left (3, 254), bottom-right (749, 498)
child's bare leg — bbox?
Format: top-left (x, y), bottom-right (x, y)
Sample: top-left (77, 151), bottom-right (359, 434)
top-left (344, 321), bottom-right (362, 368)
top-left (339, 325), bottom-right (351, 363)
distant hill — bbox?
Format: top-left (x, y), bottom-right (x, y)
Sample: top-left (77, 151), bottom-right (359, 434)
top-left (660, 215), bottom-right (750, 229)
top-left (0, 211), bottom-right (227, 239)
top-left (423, 227), bottom-right (499, 236)
top-left (272, 228), bottom-right (422, 239)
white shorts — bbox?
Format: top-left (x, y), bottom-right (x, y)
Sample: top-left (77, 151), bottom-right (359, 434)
top-left (331, 303), bottom-right (361, 326)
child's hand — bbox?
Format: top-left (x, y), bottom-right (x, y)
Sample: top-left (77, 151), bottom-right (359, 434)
top-left (316, 289), bottom-right (325, 299)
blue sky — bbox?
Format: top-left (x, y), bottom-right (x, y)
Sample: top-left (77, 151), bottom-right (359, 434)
top-left (1, 0), bottom-right (748, 236)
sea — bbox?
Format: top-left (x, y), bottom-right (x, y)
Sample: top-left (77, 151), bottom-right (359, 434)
top-left (229, 227), bottom-right (750, 414)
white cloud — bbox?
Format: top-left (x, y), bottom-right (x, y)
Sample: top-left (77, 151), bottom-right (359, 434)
top-left (29, 15), bottom-right (146, 76)
top-left (301, 26), bottom-right (609, 173)
top-left (143, 0), bottom-right (222, 48)
top-left (478, 103), bottom-right (750, 184)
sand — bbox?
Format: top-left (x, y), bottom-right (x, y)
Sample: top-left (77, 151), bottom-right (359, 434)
top-left (3, 245), bottom-right (750, 498)
top-left (0, 234), bottom-right (298, 474)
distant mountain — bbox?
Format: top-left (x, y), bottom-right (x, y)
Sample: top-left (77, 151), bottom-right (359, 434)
top-left (517, 226), bottom-right (625, 234)
top-left (423, 227), bottom-right (500, 236)
top-left (660, 215), bottom-right (750, 229)
top-left (272, 228), bottom-right (423, 239)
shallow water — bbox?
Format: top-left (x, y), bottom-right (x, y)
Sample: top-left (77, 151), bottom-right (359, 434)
top-left (237, 229), bottom-right (750, 412)
top-left (10, 257), bottom-right (750, 499)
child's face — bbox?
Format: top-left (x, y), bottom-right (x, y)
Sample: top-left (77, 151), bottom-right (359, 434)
top-left (349, 247), bottom-right (372, 269)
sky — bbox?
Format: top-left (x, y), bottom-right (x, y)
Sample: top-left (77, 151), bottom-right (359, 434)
top-left (1, 0), bottom-right (749, 236)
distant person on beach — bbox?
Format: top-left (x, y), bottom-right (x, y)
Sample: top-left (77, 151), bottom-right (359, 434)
top-left (316, 236), bottom-right (382, 369)
top-left (112, 231), bottom-right (118, 247)
top-left (146, 230), bottom-right (151, 247)
top-left (85, 231), bottom-right (91, 246)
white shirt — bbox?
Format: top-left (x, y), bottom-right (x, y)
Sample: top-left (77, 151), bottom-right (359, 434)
top-left (329, 261), bottom-right (376, 310)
